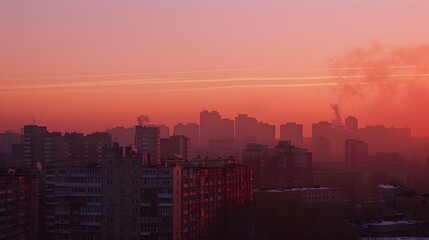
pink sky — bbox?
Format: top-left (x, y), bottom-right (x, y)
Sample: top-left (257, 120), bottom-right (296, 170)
top-left (1, 0), bottom-right (429, 136)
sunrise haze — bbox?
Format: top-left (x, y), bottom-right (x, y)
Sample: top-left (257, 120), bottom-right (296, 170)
top-left (1, 0), bottom-right (429, 136)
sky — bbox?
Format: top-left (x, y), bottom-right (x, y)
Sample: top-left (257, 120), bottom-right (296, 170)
top-left (1, 0), bottom-right (429, 137)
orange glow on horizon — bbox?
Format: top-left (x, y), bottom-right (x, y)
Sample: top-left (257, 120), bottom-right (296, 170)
top-left (1, 1), bottom-right (429, 137)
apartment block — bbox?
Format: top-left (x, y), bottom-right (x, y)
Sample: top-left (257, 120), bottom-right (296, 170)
top-left (0, 170), bottom-right (39, 240)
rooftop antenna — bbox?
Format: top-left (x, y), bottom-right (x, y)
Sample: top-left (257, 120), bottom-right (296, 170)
top-left (32, 114), bottom-right (36, 125)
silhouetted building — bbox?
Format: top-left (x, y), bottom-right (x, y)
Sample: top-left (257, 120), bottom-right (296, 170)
top-left (173, 123), bottom-right (200, 158)
top-left (10, 144), bottom-right (23, 168)
top-left (64, 132), bottom-right (86, 164)
top-left (158, 124), bottom-right (170, 139)
top-left (280, 122), bottom-right (304, 148)
top-left (312, 121), bottom-right (352, 161)
top-left (345, 139), bottom-right (369, 169)
top-left (312, 122), bottom-right (333, 161)
top-left (23, 125), bottom-right (49, 168)
top-left (107, 126), bottom-right (135, 146)
top-left (313, 169), bottom-right (365, 203)
top-left (235, 114), bottom-right (275, 148)
top-left (135, 125), bottom-right (160, 165)
top-left (345, 116), bottom-right (359, 133)
top-left (22, 125), bottom-right (112, 168)
top-left (200, 110), bottom-right (234, 149)
top-left (161, 135), bottom-right (190, 161)
top-left (22, 126), bottom-right (69, 168)
top-left (0, 130), bottom-right (21, 162)
top-left (312, 137), bottom-right (331, 162)
top-left (86, 132), bottom-right (112, 164)
top-left (242, 141), bottom-right (313, 189)
top-left (46, 132), bottom-right (70, 167)
top-left (206, 138), bottom-right (237, 159)
top-left (358, 125), bottom-right (411, 156)
top-left (314, 150), bottom-right (413, 203)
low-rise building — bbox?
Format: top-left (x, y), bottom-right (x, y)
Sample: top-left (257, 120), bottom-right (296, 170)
top-left (254, 187), bottom-right (342, 206)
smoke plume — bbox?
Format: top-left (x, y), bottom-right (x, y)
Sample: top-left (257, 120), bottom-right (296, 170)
top-left (137, 115), bottom-right (150, 126)
top-left (328, 43), bottom-right (429, 135)
top-left (330, 103), bottom-right (343, 128)
top-left (330, 43), bottom-right (429, 101)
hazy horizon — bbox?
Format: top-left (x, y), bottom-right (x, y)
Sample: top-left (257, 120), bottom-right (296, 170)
top-left (1, 0), bottom-right (429, 136)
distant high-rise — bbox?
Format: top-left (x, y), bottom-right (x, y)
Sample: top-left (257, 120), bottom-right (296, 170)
top-left (158, 124), bottom-right (170, 138)
top-left (22, 125), bottom-right (112, 168)
top-left (312, 121), bottom-right (351, 161)
top-left (200, 110), bottom-right (234, 149)
top-left (65, 131), bottom-right (109, 164)
top-left (235, 114), bottom-right (275, 148)
top-left (311, 121), bottom-right (333, 161)
top-left (345, 139), bottom-right (369, 169)
top-left (207, 138), bottom-right (237, 159)
top-left (46, 131), bottom-right (69, 167)
top-left (345, 116), bottom-right (359, 132)
top-left (0, 130), bottom-right (21, 168)
top-left (235, 114), bottom-right (258, 145)
top-left (280, 122), bottom-right (304, 148)
top-left (0, 130), bottom-right (21, 157)
top-left (312, 121), bottom-right (332, 139)
top-left (107, 126), bottom-right (135, 146)
top-left (64, 132), bottom-right (86, 163)
top-left (161, 135), bottom-right (190, 161)
top-left (173, 122), bottom-right (200, 157)
top-left (135, 125), bottom-right (160, 165)
top-left (85, 132), bottom-right (112, 163)
top-left (220, 118), bottom-right (234, 139)
top-left (358, 125), bottom-right (411, 156)
top-left (23, 125), bottom-right (49, 168)
top-left (242, 141), bottom-right (313, 188)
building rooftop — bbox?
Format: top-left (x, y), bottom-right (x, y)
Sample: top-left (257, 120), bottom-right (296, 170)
top-left (256, 187), bottom-right (341, 193)
top-left (378, 184), bottom-right (399, 189)
top-left (345, 216), bottom-right (420, 231)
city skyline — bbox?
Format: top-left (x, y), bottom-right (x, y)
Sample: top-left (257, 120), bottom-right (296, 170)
top-left (1, 1), bottom-right (429, 136)
top-left (2, 2), bottom-right (429, 238)
top-left (0, 109), bottom-right (426, 138)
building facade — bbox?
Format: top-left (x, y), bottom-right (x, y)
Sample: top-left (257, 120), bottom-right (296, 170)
top-left (345, 139), bottom-right (369, 169)
top-left (280, 122), bottom-right (304, 148)
top-left (161, 135), bottom-right (190, 161)
top-left (135, 126), bottom-right (160, 165)
top-left (243, 141), bottom-right (313, 189)
top-left (254, 187), bottom-right (343, 206)
top-left (0, 170), bottom-right (39, 240)
top-left (43, 165), bottom-right (102, 240)
top-left (43, 144), bottom-right (252, 240)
